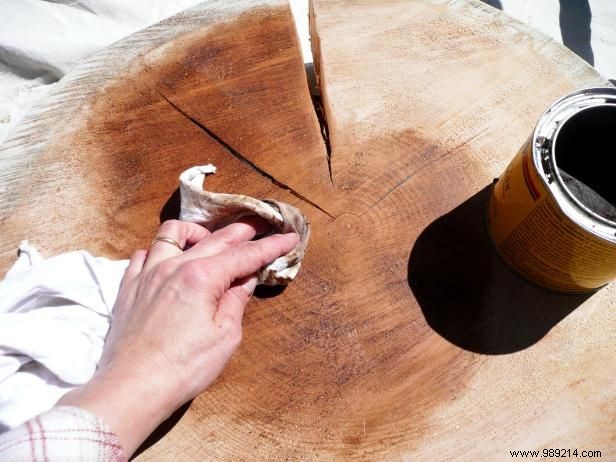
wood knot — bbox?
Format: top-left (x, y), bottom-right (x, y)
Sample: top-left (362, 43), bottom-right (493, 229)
top-left (335, 212), bottom-right (364, 237)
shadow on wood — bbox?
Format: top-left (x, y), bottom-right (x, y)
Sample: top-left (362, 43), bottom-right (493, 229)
top-left (407, 186), bottom-right (592, 355)
top-left (132, 400), bottom-right (191, 460)
top-left (253, 284), bottom-right (286, 298)
top-left (160, 188), bottom-right (182, 223)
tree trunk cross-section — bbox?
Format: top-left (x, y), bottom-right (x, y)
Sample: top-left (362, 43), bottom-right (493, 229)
top-left (0, 0), bottom-right (613, 460)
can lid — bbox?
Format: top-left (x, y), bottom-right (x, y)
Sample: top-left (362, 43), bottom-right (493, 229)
top-left (533, 87), bottom-right (616, 242)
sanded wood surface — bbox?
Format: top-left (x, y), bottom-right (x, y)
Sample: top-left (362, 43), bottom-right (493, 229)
top-left (0, 0), bottom-right (614, 460)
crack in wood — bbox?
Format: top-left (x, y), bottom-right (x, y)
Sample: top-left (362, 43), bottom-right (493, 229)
top-left (361, 128), bottom-right (489, 216)
top-left (156, 89), bottom-right (335, 219)
top-left (307, 12), bottom-right (334, 189)
top-left (311, 92), bottom-right (334, 187)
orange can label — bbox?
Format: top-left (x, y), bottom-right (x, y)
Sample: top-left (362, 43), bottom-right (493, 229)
top-left (487, 138), bottom-right (616, 293)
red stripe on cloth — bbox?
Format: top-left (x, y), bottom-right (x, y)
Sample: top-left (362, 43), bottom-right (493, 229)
top-left (39, 428), bottom-right (117, 436)
top-left (35, 417), bottom-right (49, 462)
top-left (44, 435), bottom-right (123, 450)
top-left (26, 420), bottom-right (38, 462)
top-left (0, 428), bottom-right (114, 451)
top-left (0, 436), bottom-right (122, 453)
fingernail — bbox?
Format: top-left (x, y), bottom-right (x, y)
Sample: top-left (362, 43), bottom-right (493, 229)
top-left (283, 232), bottom-right (300, 242)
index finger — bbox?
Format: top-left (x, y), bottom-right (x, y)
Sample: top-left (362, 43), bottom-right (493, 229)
top-left (206, 232), bottom-right (300, 291)
top-left (183, 215), bottom-right (272, 260)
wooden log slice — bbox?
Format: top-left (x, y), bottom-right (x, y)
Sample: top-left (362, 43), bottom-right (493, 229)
top-left (0, 0), bottom-right (613, 460)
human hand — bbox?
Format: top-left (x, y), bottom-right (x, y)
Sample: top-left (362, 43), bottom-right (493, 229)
top-left (58, 219), bottom-right (299, 456)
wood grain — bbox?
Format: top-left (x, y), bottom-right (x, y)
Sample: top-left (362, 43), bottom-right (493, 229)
top-left (0, 0), bottom-right (332, 270)
top-left (0, 0), bottom-right (613, 460)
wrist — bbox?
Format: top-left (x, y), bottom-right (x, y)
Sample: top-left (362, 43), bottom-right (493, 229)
top-left (58, 367), bottom-right (181, 457)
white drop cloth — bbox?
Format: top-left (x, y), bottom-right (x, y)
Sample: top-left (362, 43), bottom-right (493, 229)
top-left (0, 0), bottom-right (205, 145)
top-left (0, 242), bottom-right (128, 431)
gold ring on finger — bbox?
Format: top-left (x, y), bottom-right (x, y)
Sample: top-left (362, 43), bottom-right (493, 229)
top-left (151, 236), bottom-right (183, 250)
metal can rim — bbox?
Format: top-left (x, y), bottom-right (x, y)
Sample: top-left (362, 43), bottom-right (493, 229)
top-left (531, 87), bottom-right (616, 244)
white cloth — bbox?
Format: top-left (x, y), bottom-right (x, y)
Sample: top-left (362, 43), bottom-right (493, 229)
top-left (179, 165), bottom-right (310, 285)
top-left (0, 242), bottom-right (127, 430)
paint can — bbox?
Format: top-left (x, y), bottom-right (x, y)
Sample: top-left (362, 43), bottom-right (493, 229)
top-left (486, 87), bottom-right (616, 293)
